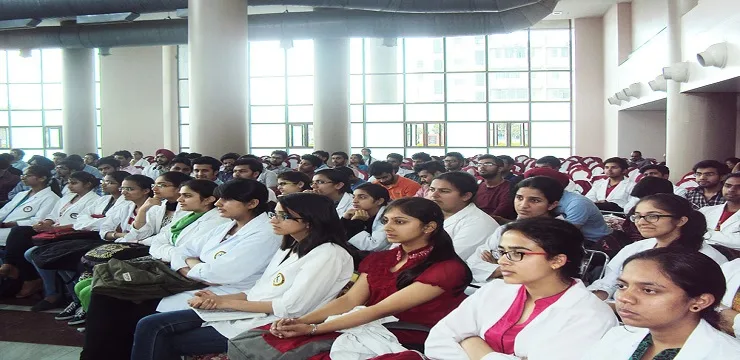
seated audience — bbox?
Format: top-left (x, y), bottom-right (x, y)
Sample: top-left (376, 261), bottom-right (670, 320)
top-left (266, 197), bottom-right (472, 357)
top-left (114, 150), bottom-right (142, 174)
top-left (131, 151), bottom-right (149, 169)
top-left (474, 155), bottom-right (515, 220)
top-left (83, 152), bottom-right (99, 167)
top-left (349, 153), bottom-right (369, 172)
top-left (0, 165), bottom-right (61, 246)
top-left (240, 154), bottom-right (278, 190)
top-left (310, 168), bottom-right (354, 218)
top-left (589, 194), bottom-right (728, 301)
top-left (361, 147), bottom-right (376, 165)
top-left (334, 165), bottom-right (366, 191)
top-left (387, 153), bottom-right (413, 177)
top-left (97, 174), bottom-right (155, 243)
top-left (640, 163), bottom-right (687, 196)
top-left (168, 156), bottom-right (193, 176)
top-left (312, 150), bottom-right (331, 170)
top-left (720, 258), bottom-right (740, 338)
top-left (726, 157), bottom-right (740, 172)
top-left (192, 156), bottom-right (223, 184)
top-left (586, 157), bottom-right (634, 212)
top-left (427, 172), bottom-right (499, 259)
top-left (66, 154), bottom-right (103, 179)
top-left (231, 158), bottom-right (278, 203)
top-left (498, 155), bottom-right (523, 185)
top-left (142, 149), bottom-right (176, 180)
top-left (406, 152), bottom-right (432, 184)
top-left (621, 177), bottom-right (676, 241)
top-left (0, 156), bottom-right (21, 204)
top-left (341, 183), bottom-right (391, 252)
top-left (266, 150), bottom-right (292, 175)
top-left (127, 172), bottom-right (192, 243)
top-left (426, 218), bottom-right (617, 360)
top-left (533, 157), bottom-right (578, 192)
top-left (52, 152), bottom-right (67, 165)
top-left (218, 152), bottom-right (240, 183)
top-left (684, 160), bottom-right (728, 210)
top-left (414, 160), bottom-right (445, 199)
top-left (299, 154), bottom-right (322, 178)
top-left (583, 248), bottom-right (740, 359)
top-left (330, 151), bottom-right (350, 168)
top-left (55, 159), bottom-right (83, 194)
top-left (130, 193), bottom-right (355, 359)
top-left (276, 171), bottom-right (312, 195)
top-left (468, 176), bottom-right (564, 283)
top-left (370, 161), bottom-right (421, 200)
top-left (627, 150), bottom-right (651, 169)
top-left (95, 156), bottom-right (121, 176)
top-left (700, 173), bottom-right (740, 249)
top-left (10, 148), bottom-right (28, 171)
top-left (443, 152), bottom-right (466, 172)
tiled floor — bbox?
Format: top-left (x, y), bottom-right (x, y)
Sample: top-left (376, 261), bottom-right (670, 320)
top-left (0, 341), bottom-right (81, 360)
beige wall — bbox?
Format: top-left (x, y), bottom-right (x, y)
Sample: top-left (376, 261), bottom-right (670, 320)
top-left (573, 17), bottom-right (605, 157)
top-left (618, 110), bottom-right (666, 160)
top-left (631, 0), bottom-right (668, 51)
top-left (100, 46), bottom-right (165, 156)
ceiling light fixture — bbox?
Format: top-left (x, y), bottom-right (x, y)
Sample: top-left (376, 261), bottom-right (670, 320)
top-left (697, 42), bottom-right (728, 68)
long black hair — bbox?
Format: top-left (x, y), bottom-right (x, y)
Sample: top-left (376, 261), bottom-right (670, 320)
top-left (158, 171), bottom-right (194, 188)
top-left (277, 171), bottom-right (312, 191)
top-left (385, 197), bottom-right (472, 295)
top-left (623, 248), bottom-right (726, 329)
top-left (215, 179), bottom-right (269, 216)
top-left (433, 172), bottom-right (479, 204)
top-left (25, 165), bottom-right (62, 196)
top-left (635, 194), bottom-right (706, 251)
top-left (514, 176), bottom-right (564, 217)
top-left (314, 168), bottom-right (352, 194)
top-left (123, 175), bottom-right (155, 198)
top-left (181, 180), bottom-right (219, 211)
top-left (69, 171), bottom-right (101, 192)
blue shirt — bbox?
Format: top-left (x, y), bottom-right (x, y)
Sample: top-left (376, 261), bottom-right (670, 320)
top-left (11, 161), bottom-right (28, 171)
top-left (83, 164), bottom-right (103, 179)
top-left (350, 178), bottom-right (367, 191)
top-left (557, 191), bottom-right (612, 242)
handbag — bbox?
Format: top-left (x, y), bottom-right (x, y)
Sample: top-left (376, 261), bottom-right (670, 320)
top-left (90, 257), bottom-right (207, 302)
top-left (31, 227), bottom-right (100, 246)
top-left (30, 239), bottom-right (105, 271)
top-left (80, 243), bottom-right (151, 273)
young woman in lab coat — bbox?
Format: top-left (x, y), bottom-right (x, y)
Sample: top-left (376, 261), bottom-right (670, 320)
top-left (342, 183), bottom-right (391, 252)
top-left (266, 197), bottom-right (472, 358)
top-left (96, 174), bottom-right (154, 243)
top-left (309, 168), bottom-right (354, 218)
top-left (130, 192), bottom-right (356, 359)
top-left (81, 179), bottom-right (281, 360)
top-left (426, 172), bottom-right (499, 260)
top-left (425, 217), bottom-right (618, 360)
top-left (276, 171), bottom-right (312, 196)
top-left (467, 176), bottom-right (563, 284)
top-left (71, 171), bottom-right (129, 232)
top-left (719, 258), bottom-right (740, 339)
top-left (589, 194), bottom-right (728, 301)
top-left (127, 171), bottom-right (192, 244)
top-left (583, 248), bottom-right (740, 359)
top-left (0, 165), bottom-right (61, 246)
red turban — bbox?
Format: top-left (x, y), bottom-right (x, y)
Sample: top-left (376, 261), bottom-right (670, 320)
top-left (155, 149), bottom-right (176, 161)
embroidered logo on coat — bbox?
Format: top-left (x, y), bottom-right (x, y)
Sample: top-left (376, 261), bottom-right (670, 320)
top-left (122, 272), bottom-right (132, 282)
top-left (272, 273), bottom-right (285, 286)
top-left (70, 213), bottom-right (79, 219)
top-left (22, 206), bottom-right (33, 213)
top-left (213, 251), bottom-right (227, 259)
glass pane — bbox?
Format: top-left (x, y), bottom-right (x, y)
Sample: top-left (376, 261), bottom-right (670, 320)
top-left (250, 77), bottom-right (286, 105)
top-left (8, 50), bottom-right (41, 83)
top-left (45, 110), bottom-right (62, 126)
top-left (350, 105), bottom-right (363, 123)
top-left (350, 38), bottom-right (364, 75)
top-left (406, 104), bottom-right (444, 122)
top-left (96, 82), bottom-right (101, 109)
top-left (178, 80), bottom-right (189, 107)
top-left (446, 73), bottom-right (486, 102)
top-left (96, 109), bottom-right (101, 126)
top-left (447, 148), bottom-right (485, 158)
top-left (406, 123), bottom-right (425, 147)
top-left (0, 84), bottom-right (7, 110)
top-left (530, 29), bottom-right (571, 70)
top-left (366, 148), bottom-right (405, 161)
top-left (179, 107), bottom-right (189, 125)
top-left (250, 41), bottom-right (286, 76)
top-left (290, 124), bottom-right (305, 147)
top-left (11, 127), bottom-right (43, 148)
top-left (43, 83), bottom-right (63, 109)
top-left (365, 74), bottom-right (403, 103)
top-left (287, 40), bottom-right (314, 76)
top-left (308, 123), bottom-right (315, 147)
top-left (41, 49), bottom-right (63, 83)
top-left (8, 84), bottom-right (42, 109)
top-left (365, 123), bottom-right (403, 147)
top-left (490, 103), bottom-right (529, 121)
top-left (251, 106), bottom-right (285, 123)
top-left (351, 123), bottom-right (364, 147)
top-left (427, 123), bottom-right (445, 147)
top-left (252, 124), bottom-right (286, 147)
top-left (364, 38), bottom-right (403, 74)
top-left (531, 72), bottom-right (571, 101)
top-left (404, 147), bottom-right (446, 157)
top-left (288, 105), bottom-right (313, 123)
top-left (10, 111), bottom-right (42, 126)
top-left (406, 74), bottom-right (444, 103)
top-left (0, 127), bottom-right (10, 148)
top-left (488, 72), bottom-right (529, 102)
top-left (510, 122), bottom-right (529, 147)
top-left (177, 45), bottom-right (188, 79)
top-left (287, 76), bottom-right (314, 105)
top-left (0, 51), bottom-right (6, 83)
top-left (366, 104), bottom-right (403, 122)
top-left (180, 125), bottom-right (190, 148)
top-left (530, 147), bottom-right (571, 159)
top-left (447, 122), bottom-right (486, 147)
top-left (490, 123), bottom-right (509, 147)
top-left (447, 103), bottom-right (486, 122)
top-left (446, 36), bottom-right (486, 72)
top-left (0, 112), bottom-right (8, 126)
top-left (488, 31), bottom-right (529, 71)
top-left (46, 127), bottom-right (62, 148)
top-left (350, 75), bottom-right (364, 104)
top-left (404, 38), bottom-right (444, 73)
top-left (531, 102), bottom-right (570, 121)
top-left (491, 147), bottom-right (529, 158)
top-left (531, 122), bottom-right (571, 147)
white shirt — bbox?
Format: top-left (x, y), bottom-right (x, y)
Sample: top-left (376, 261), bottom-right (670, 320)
top-left (73, 195), bottom-right (127, 231)
top-left (158, 213), bottom-right (282, 312)
top-left (128, 200), bottom-right (188, 245)
top-left (585, 178), bottom-right (634, 209)
top-left (425, 280), bottom-right (618, 360)
top-left (0, 187), bottom-right (60, 246)
top-left (120, 165), bottom-right (142, 175)
top-left (205, 243), bottom-right (354, 339)
top-left (44, 191), bottom-right (100, 226)
top-left (467, 226), bottom-right (506, 284)
top-left (445, 203), bottom-right (500, 260)
top-left (587, 238), bottom-right (728, 298)
top-left (721, 259), bottom-right (740, 338)
top-left (141, 163), bottom-right (166, 180)
top-left (700, 204), bottom-right (740, 249)
top-left (347, 206), bottom-right (390, 252)
top-left (133, 158), bottom-right (150, 169)
top-left (148, 208), bottom-right (230, 263)
top-left (336, 192), bottom-right (354, 219)
top-left (258, 169), bottom-right (278, 189)
top-left (581, 320), bottom-right (740, 359)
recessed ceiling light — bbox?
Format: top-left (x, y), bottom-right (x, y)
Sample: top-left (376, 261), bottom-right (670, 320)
top-left (552, 11), bottom-right (563, 15)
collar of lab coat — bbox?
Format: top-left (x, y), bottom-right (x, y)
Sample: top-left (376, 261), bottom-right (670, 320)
top-left (702, 204), bottom-right (740, 231)
top-left (445, 203), bottom-right (479, 227)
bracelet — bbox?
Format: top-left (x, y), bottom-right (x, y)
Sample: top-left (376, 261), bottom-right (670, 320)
top-left (309, 323), bottom-right (319, 336)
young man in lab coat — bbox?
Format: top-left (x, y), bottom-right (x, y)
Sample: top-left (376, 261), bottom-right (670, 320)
top-left (700, 173), bottom-right (740, 250)
top-left (586, 157), bottom-right (634, 212)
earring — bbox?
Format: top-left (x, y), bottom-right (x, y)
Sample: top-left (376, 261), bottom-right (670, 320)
top-left (691, 306), bottom-right (701, 311)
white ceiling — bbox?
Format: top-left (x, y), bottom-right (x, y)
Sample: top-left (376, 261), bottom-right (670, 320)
top-left (545, 0), bottom-right (632, 20)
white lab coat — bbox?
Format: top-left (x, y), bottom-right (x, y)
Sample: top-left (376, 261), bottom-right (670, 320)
top-left (445, 203), bottom-right (500, 260)
top-left (133, 158), bottom-right (150, 169)
top-left (585, 179), bottom-right (634, 209)
top-left (148, 208), bottom-right (230, 263)
top-left (157, 213), bottom-right (282, 312)
top-left (329, 310), bottom-right (407, 360)
top-left (700, 204), bottom-right (740, 249)
top-left (44, 191), bottom-right (100, 226)
top-left (587, 238), bottom-right (728, 299)
top-left (141, 164), bottom-right (167, 180)
top-left (347, 206), bottom-right (390, 252)
top-left (721, 259), bottom-right (740, 338)
top-left (97, 202), bottom-right (150, 243)
top-left (467, 226), bottom-right (506, 284)
top-left (622, 196), bottom-right (639, 214)
top-left (425, 280), bottom-right (618, 360)
top-left (204, 243), bottom-right (354, 338)
top-left (336, 192), bottom-right (355, 219)
top-left (581, 320), bottom-right (740, 359)
top-left (267, 188), bottom-right (278, 203)
top-left (127, 200), bottom-right (188, 245)
top-left (0, 187), bottom-right (60, 246)
top-left (72, 195), bottom-right (127, 231)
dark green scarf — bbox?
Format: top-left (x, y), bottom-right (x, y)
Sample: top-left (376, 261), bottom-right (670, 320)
top-left (170, 212), bottom-right (206, 245)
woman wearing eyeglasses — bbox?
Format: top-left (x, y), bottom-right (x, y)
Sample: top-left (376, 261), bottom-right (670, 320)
top-left (276, 171), bottom-right (312, 196)
top-left (308, 168), bottom-right (354, 218)
top-left (589, 194), bottom-right (728, 301)
top-left (425, 217), bottom-right (618, 360)
top-left (130, 192), bottom-right (355, 359)
top-left (97, 174), bottom-right (155, 243)
top-left (126, 172), bottom-right (193, 245)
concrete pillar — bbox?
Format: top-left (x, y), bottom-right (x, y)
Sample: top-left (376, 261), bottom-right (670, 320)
top-left (162, 45), bottom-right (180, 152)
top-left (62, 48), bottom-right (96, 154)
top-left (365, 38), bottom-right (399, 103)
top-left (188, 0), bottom-right (248, 155)
top-left (313, 38), bottom-right (350, 154)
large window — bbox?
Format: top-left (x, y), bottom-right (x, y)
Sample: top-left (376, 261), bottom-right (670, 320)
top-left (0, 49), bottom-right (102, 157)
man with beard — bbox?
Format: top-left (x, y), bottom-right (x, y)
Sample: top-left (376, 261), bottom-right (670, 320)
top-left (142, 149), bottom-right (176, 180)
top-left (413, 160), bottom-right (445, 198)
top-left (684, 160), bottom-right (729, 210)
top-left (369, 161), bottom-right (420, 200)
top-left (218, 152), bottom-right (240, 182)
top-left (585, 157), bottom-right (634, 212)
top-left (474, 155), bottom-right (515, 220)
top-left (266, 150), bottom-right (291, 175)
top-left (700, 172), bottom-right (740, 249)
top-left (443, 151), bottom-right (466, 172)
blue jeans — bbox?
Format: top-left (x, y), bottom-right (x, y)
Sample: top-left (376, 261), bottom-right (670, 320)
top-left (24, 246), bottom-right (77, 300)
top-left (131, 309), bottom-right (228, 360)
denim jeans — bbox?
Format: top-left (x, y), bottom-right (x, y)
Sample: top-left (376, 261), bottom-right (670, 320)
top-left (131, 309), bottom-right (228, 360)
top-left (24, 246), bottom-right (77, 299)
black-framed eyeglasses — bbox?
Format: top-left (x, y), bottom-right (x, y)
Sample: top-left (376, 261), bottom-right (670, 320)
top-left (310, 180), bottom-right (334, 186)
top-left (493, 249), bottom-right (548, 262)
top-left (267, 211), bottom-right (304, 222)
top-left (629, 214), bottom-right (675, 223)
